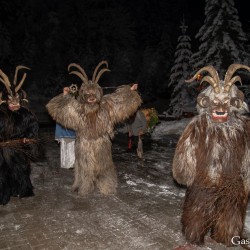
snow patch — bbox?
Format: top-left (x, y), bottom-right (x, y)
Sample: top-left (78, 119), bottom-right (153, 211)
top-left (136, 178), bottom-right (156, 187)
top-left (14, 225), bottom-right (21, 230)
top-left (152, 118), bottom-right (191, 139)
top-left (22, 214), bottom-right (33, 218)
top-left (126, 180), bottom-right (137, 186)
top-left (76, 229), bottom-right (84, 234)
top-left (158, 185), bottom-right (185, 198)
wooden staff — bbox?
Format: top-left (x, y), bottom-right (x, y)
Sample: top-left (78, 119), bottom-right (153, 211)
top-left (0, 138), bottom-right (37, 147)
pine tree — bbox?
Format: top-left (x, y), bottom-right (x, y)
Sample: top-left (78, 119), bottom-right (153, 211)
top-left (191, 0), bottom-right (249, 76)
top-left (168, 19), bottom-right (193, 117)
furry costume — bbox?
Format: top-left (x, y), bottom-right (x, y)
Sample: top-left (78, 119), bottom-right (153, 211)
top-left (172, 64), bottom-right (250, 247)
top-left (46, 61), bottom-right (142, 196)
top-left (0, 66), bottom-right (39, 205)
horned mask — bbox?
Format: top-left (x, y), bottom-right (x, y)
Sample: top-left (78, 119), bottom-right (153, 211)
top-left (186, 64), bottom-right (250, 123)
top-left (0, 66), bottom-right (30, 111)
top-left (68, 61), bottom-right (110, 106)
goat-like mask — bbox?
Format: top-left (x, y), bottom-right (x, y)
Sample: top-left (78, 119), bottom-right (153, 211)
top-left (68, 61), bottom-right (110, 107)
top-left (0, 66), bottom-right (30, 111)
top-left (186, 64), bottom-right (250, 123)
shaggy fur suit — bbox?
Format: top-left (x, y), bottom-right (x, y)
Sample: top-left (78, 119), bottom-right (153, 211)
top-left (47, 62), bottom-right (142, 196)
top-left (172, 64), bottom-right (250, 248)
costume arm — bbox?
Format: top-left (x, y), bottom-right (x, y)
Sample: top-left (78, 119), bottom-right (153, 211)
top-left (102, 85), bottom-right (142, 124)
top-left (46, 94), bottom-right (80, 130)
top-left (172, 120), bottom-right (197, 186)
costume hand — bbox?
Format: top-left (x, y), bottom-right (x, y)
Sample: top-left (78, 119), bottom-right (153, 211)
top-left (130, 83), bottom-right (138, 91)
top-left (63, 87), bottom-right (70, 95)
top-left (139, 130), bottom-right (143, 136)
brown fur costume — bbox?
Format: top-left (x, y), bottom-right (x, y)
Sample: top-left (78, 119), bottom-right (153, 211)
top-left (46, 61), bottom-right (142, 196)
top-left (172, 64), bottom-right (250, 247)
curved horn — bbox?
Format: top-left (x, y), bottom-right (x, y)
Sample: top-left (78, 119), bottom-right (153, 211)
top-left (13, 66), bottom-right (30, 86)
top-left (94, 68), bottom-right (110, 85)
top-left (92, 61), bottom-right (108, 84)
top-left (14, 66), bottom-right (30, 93)
top-left (15, 72), bottom-right (28, 93)
top-left (68, 63), bottom-right (89, 85)
top-left (0, 92), bottom-right (6, 104)
top-left (200, 75), bottom-right (220, 93)
top-left (224, 75), bottom-right (242, 92)
top-left (186, 66), bottom-right (220, 93)
top-left (224, 64), bottom-right (250, 92)
top-left (21, 89), bottom-right (29, 102)
top-left (0, 69), bottom-right (12, 94)
top-left (69, 71), bottom-right (89, 85)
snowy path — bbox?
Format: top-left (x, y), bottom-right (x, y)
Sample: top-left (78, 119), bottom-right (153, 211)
top-left (0, 127), bottom-right (247, 249)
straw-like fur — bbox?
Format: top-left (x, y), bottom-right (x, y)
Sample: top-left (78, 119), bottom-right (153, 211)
top-left (47, 85), bottom-right (142, 196)
top-left (173, 114), bottom-right (250, 246)
top-left (172, 64), bottom-right (250, 247)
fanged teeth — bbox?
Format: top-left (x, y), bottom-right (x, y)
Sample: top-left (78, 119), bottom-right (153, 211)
top-left (212, 112), bottom-right (228, 117)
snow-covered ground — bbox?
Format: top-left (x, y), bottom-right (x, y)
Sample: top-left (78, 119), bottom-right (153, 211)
top-left (151, 118), bottom-right (191, 139)
top-left (0, 117), bottom-right (249, 250)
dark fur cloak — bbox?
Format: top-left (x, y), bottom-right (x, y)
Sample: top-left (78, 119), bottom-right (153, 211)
top-left (0, 104), bottom-right (39, 205)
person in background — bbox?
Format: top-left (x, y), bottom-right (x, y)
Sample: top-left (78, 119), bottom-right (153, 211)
top-left (55, 84), bottom-right (78, 169)
top-left (127, 109), bottom-right (147, 158)
top-left (55, 123), bottom-right (76, 169)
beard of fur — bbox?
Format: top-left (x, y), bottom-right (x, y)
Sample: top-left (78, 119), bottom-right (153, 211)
top-left (85, 111), bottom-right (99, 139)
top-left (194, 113), bottom-right (248, 184)
top-left (84, 102), bottom-right (100, 114)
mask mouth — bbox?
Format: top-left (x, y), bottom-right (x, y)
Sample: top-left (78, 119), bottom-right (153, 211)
top-left (8, 103), bottom-right (20, 111)
top-left (87, 97), bottom-right (97, 103)
top-left (211, 111), bottom-right (228, 122)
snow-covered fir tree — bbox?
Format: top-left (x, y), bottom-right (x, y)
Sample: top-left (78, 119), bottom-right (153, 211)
top-left (168, 19), bottom-right (193, 117)
top-left (191, 0), bottom-right (249, 76)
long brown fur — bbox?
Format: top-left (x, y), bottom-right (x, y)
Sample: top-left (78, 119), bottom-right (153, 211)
top-left (47, 84), bottom-right (142, 196)
top-left (172, 64), bottom-right (250, 247)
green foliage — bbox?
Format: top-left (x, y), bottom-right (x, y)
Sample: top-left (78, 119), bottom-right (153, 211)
top-left (144, 108), bottom-right (159, 133)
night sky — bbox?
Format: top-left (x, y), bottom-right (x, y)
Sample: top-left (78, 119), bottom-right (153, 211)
top-left (0, 0), bottom-right (249, 100)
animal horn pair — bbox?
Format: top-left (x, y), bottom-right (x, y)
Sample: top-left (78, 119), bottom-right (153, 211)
top-left (185, 66), bottom-right (220, 93)
top-left (223, 64), bottom-right (250, 92)
top-left (0, 66), bottom-right (30, 95)
top-left (186, 64), bottom-right (250, 93)
top-left (68, 61), bottom-right (110, 85)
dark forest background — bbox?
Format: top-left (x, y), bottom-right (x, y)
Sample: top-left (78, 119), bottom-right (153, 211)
top-left (0, 0), bottom-right (248, 102)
